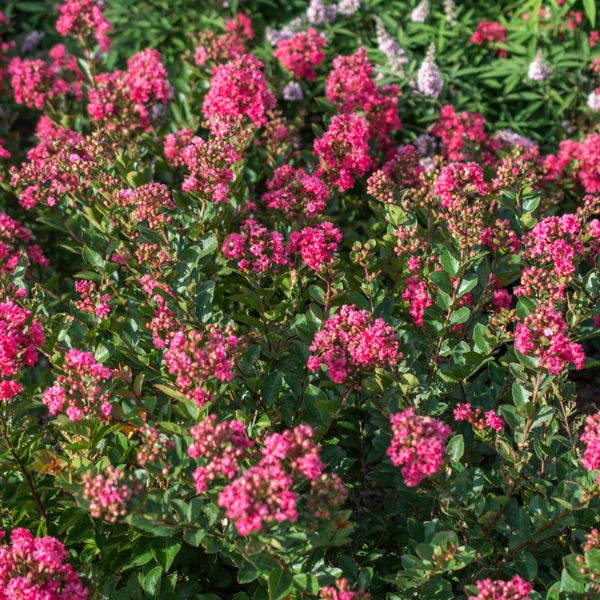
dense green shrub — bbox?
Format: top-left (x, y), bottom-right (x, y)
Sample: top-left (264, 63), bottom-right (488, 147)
top-left (0, 0), bottom-right (598, 598)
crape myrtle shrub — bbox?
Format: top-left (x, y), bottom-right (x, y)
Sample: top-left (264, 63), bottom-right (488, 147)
top-left (0, 0), bottom-right (599, 599)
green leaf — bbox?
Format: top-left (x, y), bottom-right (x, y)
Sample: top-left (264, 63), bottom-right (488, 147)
top-left (446, 434), bottom-right (465, 462)
top-left (521, 195), bottom-right (540, 213)
top-left (195, 280), bottom-right (215, 322)
top-left (183, 528), bottom-right (205, 547)
top-left (473, 323), bottom-right (493, 354)
top-left (457, 276), bottom-right (478, 298)
top-left (512, 381), bottom-right (531, 407)
top-left (450, 306), bottom-right (470, 326)
top-left (151, 538), bottom-right (181, 571)
top-left (268, 567), bottom-right (293, 600)
top-left (153, 384), bottom-right (188, 402)
top-left (563, 554), bottom-right (587, 584)
top-left (293, 574), bottom-right (319, 594)
top-left (586, 548), bottom-right (600, 573)
top-left (82, 246), bottom-right (105, 269)
top-left (309, 285), bottom-right (326, 305)
top-left (415, 543), bottom-right (434, 561)
top-left (139, 566), bottom-right (162, 595)
top-left (583, 0), bottom-right (596, 27)
top-left (430, 271), bottom-right (454, 295)
top-left (261, 372), bottom-right (282, 406)
top-left (440, 249), bottom-right (460, 277)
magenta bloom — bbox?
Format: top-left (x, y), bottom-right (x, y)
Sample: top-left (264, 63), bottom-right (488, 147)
top-left (0, 300), bottom-right (44, 402)
top-left (581, 411), bottom-right (600, 482)
top-left (313, 113), bottom-right (372, 191)
top-left (325, 47), bottom-right (401, 147)
top-left (87, 49), bottom-right (170, 131)
top-left (0, 528), bottom-right (88, 599)
top-left (163, 325), bottom-right (242, 405)
top-left (387, 408), bottom-right (451, 487)
top-left (202, 54), bottom-right (275, 136)
top-left (180, 136), bottom-right (240, 204)
top-left (514, 305), bottom-right (585, 375)
top-left (42, 349), bottom-right (112, 421)
top-left (468, 575), bottom-right (533, 599)
top-left (222, 219), bottom-right (288, 273)
top-left (56, 0), bottom-right (112, 52)
top-left (434, 162), bottom-right (489, 208)
top-left (402, 277), bottom-right (432, 327)
top-left (470, 21), bottom-right (507, 56)
top-left (288, 221), bottom-right (342, 271)
top-left (82, 466), bottom-right (136, 523)
top-left (308, 304), bottom-right (401, 383)
top-left (188, 414), bottom-right (253, 493)
top-left (274, 28), bottom-right (326, 80)
top-left (262, 165), bottom-right (330, 219)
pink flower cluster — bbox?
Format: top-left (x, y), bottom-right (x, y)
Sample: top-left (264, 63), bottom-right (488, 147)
top-left (470, 21), bottom-right (508, 56)
top-left (8, 45), bottom-right (83, 109)
top-left (138, 275), bottom-right (178, 350)
top-left (434, 162), bottom-right (493, 249)
top-left (133, 241), bottom-right (172, 271)
top-left (218, 425), bottom-right (344, 536)
top-left (274, 28), bottom-right (327, 80)
top-left (492, 287), bottom-right (513, 311)
top-left (325, 47), bottom-right (401, 147)
top-left (218, 462), bottom-right (298, 536)
top-left (222, 219), bottom-right (287, 273)
top-left (188, 414), bottom-right (254, 493)
top-left (454, 403), bottom-right (504, 433)
top-left (581, 410), bottom-right (600, 482)
top-left (546, 133), bottom-right (600, 194)
top-left (367, 145), bottom-right (424, 204)
top-left (88, 49), bottom-right (170, 131)
top-left (136, 425), bottom-right (175, 475)
top-left (434, 162), bottom-right (489, 209)
top-left (82, 466), bottom-right (137, 523)
top-left (288, 222), bottom-right (342, 271)
top-left (194, 13), bottom-right (253, 66)
top-left (222, 219), bottom-right (341, 273)
top-left (0, 528), bottom-right (88, 600)
top-left (314, 113), bottom-right (372, 191)
top-left (9, 117), bottom-right (93, 209)
top-left (308, 304), bottom-right (401, 383)
top-left (262, 165), bottom-right (330, 219)
top-left (116, 182), bottom-right (175, 229)
top-left (202, 54), bottom-right (275, 136)
top-left (260, 425), bottom-right (325, 479)
top-left (0, 211), bottom-right (48, 271)
top-left (583, 528), bottom-right (599, 552)
top-left (163, 325), bottom-right (242, 405)
top-left (320, 578), bottom-right (371, 599)
top-left (0, 300), bottom-right (44, 402)
top-left (515, 212), bottom-right (596, 301)
top-left (163, 129), bottom-right (194, 167)
top-left (514, 305), bottom-right (585, 375)
top-left (56, 0), bottom-right (112, 52)
top-left (0, 138), bottom-right (9, 161)
top-left (74, 280), bottom-right (111, 318)
top-left (402, 277), bottom-right (432, 327)
top-left (387, 408), bottom-right (451, 487)
top-left (42, 349), bottom-right (113, 421)
top-left (147, 303), bottom-right (178, 350)
top-left (432, 105), bottom-right (489, 162)
top-left (468, 575), bottom-right (533, 600)
top-left (180, 136), bottom-right (240, 203)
